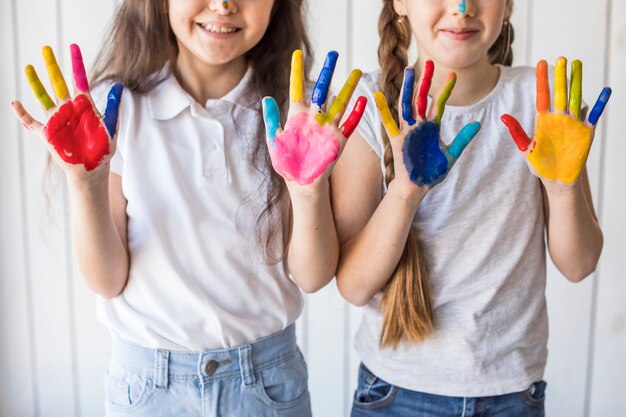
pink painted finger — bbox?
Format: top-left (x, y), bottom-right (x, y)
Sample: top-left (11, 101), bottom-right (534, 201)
top-left (11, 100), bottom-right (44, 133)
top-left (417, 60), bottom-right (434, 119)
top-left (501, 114), bottom-right (531, 151)
top-left (340, 96), bottom-right (367, 138)
top-left (70, 44), bottom-right (90, 93)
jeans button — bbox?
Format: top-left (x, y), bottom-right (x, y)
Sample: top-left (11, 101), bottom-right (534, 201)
top-left (205, 360), bottom-right (219, 375)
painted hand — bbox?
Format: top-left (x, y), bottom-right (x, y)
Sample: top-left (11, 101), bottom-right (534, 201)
top-left (375, 60), bottom-right (480, 190)
top-left (262, 50), bottom-right (367, 186)
top-left (11, 44), bottom-right (123, 174)
top-left (501, 58), bottom-right (611, 184)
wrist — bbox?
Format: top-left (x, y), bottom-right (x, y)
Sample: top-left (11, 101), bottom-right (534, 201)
top-left (541, 176), bottom-right (584, 198)
top-left (67, 167), bottom-right (110, 194)
top-left (286, 177), bottom-right (330, 202)
top-left (386, 180), bottom-right (427, 209)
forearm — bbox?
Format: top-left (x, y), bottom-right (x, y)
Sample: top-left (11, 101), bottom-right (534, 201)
top-left (336, 183), bottom-right (424, 306)
top-left (287, 181), bottom-right (338, 293)
top-left (544, 179), bottom-right (603, 282)
top-left (68, 172), bottom-right (129, 298)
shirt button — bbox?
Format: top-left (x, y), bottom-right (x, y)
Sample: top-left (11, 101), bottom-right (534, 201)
top-left (205, 360), bottom-right (219, 375)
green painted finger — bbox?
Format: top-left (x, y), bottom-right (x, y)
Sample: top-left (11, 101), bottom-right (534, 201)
top-left (569, 60), bottom-right (582, 120)
top-left (436, 72), bottom-right (457, 125)
top-left (25, 65), bottom-right (55, 110)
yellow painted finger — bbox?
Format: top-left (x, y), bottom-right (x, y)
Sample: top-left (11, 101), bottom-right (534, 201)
top-left (25, 65), bottom-right (55, 110)
top-left (374, 92), bottom-right (400, 138)
top-left (323, 69), bottom-right (363, 124)
top-left (569, 60), bottom-right (582, 120)
top-left (290, 50), bottom-right (305, 103)
top-left (554, 57), bottom-right (567, 112)
top-left (42, 46), bottom-right (69, 101)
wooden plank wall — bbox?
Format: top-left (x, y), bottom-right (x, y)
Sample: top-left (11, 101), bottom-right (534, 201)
top-left (0, 1), bottom-right (623, 416)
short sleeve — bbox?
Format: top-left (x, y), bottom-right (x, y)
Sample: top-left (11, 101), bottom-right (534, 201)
top-left (346, 71), bottom-right (385, 159)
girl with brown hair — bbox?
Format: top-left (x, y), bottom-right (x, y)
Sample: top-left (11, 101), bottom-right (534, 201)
top-left (11, 0), bottom-right (365, 415)
top-left (331, 0), bottom-right (608, 415)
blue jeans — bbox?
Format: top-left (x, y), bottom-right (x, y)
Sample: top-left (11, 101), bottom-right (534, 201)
top-left (351, 364), bottom-right (546, 417)
top-left (104, 325), bottom-right (311, 417)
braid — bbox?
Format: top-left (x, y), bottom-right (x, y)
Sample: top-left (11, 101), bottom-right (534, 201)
top-left (378, 0), bottom-right (410, 186)
top-left (489, 18), bottom-right (515, 66)
top-left (377, 0), bottom-right (435, 348)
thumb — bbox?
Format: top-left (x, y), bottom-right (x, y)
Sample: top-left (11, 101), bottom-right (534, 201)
top-left (500, 114), bottom-right (531, 151)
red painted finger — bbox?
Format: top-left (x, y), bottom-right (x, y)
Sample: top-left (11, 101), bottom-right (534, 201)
top-left (417, 60), bottom-right (434, 119)
top-left (340, 96), bottom-right (367, 138)
top-left (501, 114), bottom-right (531, 151)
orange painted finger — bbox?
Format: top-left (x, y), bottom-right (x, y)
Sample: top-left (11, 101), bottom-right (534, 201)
top-left (536, 60), bottom-right (550, 114)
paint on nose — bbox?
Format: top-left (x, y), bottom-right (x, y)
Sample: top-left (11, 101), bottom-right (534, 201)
top-left (458, 0), bottom-right (466, 13)
top-left (221, 0), bottom-right (228, 9)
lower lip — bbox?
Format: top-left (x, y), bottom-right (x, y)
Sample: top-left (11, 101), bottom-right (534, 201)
top-left (441, 30), bottom-right (478, 40)
top-left (197, 24), bottom-right (241, 39)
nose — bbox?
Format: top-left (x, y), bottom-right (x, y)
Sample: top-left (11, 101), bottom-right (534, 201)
top-left (450, 0), bottom-right (476, 17)
top-left (209, 0), bottom-right (238, 16)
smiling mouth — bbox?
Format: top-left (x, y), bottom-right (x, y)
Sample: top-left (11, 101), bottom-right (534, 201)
top-left (440, 29), bottom-right (479, 39)
top-left (197, 23), bottom-right (241, 34)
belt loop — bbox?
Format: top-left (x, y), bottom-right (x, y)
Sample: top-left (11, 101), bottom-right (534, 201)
top-left (154, 349), bottom-right (169, 389)
top-left (238, 345), bottom-right (255, 386)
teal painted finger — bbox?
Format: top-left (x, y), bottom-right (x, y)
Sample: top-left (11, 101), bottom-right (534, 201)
top-left (262, 97), bottom-right (281, 144)
top-left (448, 122), bottom-right (480, 159)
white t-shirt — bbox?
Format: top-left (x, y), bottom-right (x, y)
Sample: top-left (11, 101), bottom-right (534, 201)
top-left (351, 65), bottom-right (548, 397)
top-left (93, 68), bottom-right (303, 351)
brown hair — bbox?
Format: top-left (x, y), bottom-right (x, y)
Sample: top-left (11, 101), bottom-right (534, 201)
top-left (90, 0), bottom-right (313, 261)
top-left (377, 0), bottom-right (515, 348)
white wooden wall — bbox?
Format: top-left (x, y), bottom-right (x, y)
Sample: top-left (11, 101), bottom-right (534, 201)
top-left (0, 1), bottom-right (624, 416)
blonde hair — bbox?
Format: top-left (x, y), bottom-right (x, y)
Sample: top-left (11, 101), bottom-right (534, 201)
top-left (377, 0), bottom-right (515, 348)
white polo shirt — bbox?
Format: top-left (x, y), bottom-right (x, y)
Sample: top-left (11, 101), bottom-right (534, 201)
top-left (94, 68), bottom-right (303, 351)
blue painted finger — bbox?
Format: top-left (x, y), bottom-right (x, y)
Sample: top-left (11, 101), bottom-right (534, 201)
top-left (311, 51), bottom-right (339, 108)
top-left (262, 97), bottom-right (281, 145)
top-left (103, 83), bottom-right (124, 138)
top-left (402, 67), bottom-right (416, 126)
top-left (588, 87), bottom-right (612, 126)
top-left (448, 122), bottom-right (480, 159)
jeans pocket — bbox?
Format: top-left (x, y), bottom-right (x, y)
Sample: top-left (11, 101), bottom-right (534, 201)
top-left (255, 349), bottom-right (310, 411)
top-left (353, 364), bottom-right (398, 410)
top-left (523, 380), bottom-right (547, 408)
top-left (104, 360), bottom-right (154, 412)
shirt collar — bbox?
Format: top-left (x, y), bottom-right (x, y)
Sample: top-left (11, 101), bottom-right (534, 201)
top-left (147, 66), bottom-right (257, 120)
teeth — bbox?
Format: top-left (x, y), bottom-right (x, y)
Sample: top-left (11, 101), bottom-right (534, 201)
top-left (200, 23), bottom-right (238, 33)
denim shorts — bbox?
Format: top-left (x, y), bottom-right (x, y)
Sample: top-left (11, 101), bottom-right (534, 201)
top-left (351, 363), bottom-right (546, 417)
top-left (104, 325), bottom-right (311, 417)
